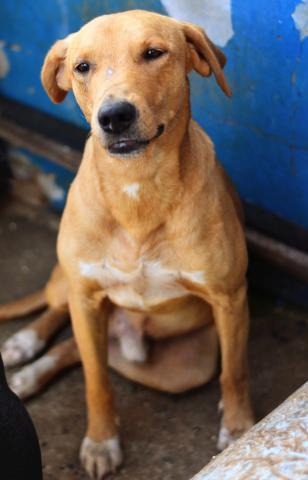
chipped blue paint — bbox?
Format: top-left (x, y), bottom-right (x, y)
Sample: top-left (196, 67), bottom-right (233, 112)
top-left (0, 1), bottom-right (307, 228)
top-left (292, 0), bottom-right (308, 40)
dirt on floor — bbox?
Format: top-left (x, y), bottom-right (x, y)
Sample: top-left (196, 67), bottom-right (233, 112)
top-left (0, 210), bottom-right (307, 480)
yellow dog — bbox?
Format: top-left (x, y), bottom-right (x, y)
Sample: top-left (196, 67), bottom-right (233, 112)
top-left (2, 10), bottom-right (254, 479)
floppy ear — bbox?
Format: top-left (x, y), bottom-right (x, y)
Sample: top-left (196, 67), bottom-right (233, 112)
top-left (181, 22), bottom-right (232, 97)
top-left (41, 37), bottom-right (72, 103)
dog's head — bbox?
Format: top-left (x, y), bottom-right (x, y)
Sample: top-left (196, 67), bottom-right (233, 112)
top-left (41, 10), bottom-right (231, 157)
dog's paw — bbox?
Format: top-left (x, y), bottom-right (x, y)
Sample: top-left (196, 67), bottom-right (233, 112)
top-left (9, 355), bottom-right (57, 399)
top-left (217, 398), bottom-right (224, 414)
top-left (10, 367), bottom-right (39, 399)
top-left (80, 436), bottom-right (122, 479)
top-left (217, 420), bottom-right (254, 451)
top-left (2, 330), bottom-right (45, 367)
top-left (217, 425), bottom-right (238, 450)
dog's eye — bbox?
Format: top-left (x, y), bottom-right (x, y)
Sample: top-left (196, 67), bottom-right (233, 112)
top-left (75, 62), bottom-right (90, 73)
top-left (143, 48), bottom-right (165, 61)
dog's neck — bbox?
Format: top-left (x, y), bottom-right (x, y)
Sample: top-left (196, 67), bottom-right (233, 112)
top-left (86, 105), bottom-right (191, 242)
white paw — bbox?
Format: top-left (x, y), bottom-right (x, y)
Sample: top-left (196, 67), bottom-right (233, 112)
top-left (217, 424), bottom-right (241, 451)
top-left (9, 355), bottom-right (57, 399)
top-left (119, 335), bottom-right (148, 363)
top-left (217, 398), bottom-right (224, 414)
top-left (2, 330), bottom-right (45, 367)
top-left (80, 436), bottom-right (123, 479)
top-left (10, 367), bottom-right (39, 399)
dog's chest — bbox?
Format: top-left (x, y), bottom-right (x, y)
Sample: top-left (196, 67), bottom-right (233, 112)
top-left (79, 258), bottom-right (206, 310)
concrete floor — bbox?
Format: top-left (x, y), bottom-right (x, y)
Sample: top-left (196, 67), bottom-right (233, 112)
top-left (0, 211), bottom-right (307, 480)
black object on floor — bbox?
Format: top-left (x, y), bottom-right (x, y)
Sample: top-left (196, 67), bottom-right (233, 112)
top-left (0, 353), bottom-right (42, 479)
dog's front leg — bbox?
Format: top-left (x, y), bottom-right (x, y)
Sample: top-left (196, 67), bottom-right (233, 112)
top-left (69, 289), bottom-right (122, 480)
top-left (204, 283), bottom-right (254, 450)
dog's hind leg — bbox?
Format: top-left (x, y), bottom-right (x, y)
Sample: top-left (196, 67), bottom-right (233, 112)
top-left (8, 323), bottom-right (218, 400)
top-left (9, 337), bottom-right (80, 399)
top-left (2, 307), bottom-right (69, 367)
top-left (2, 266), bottom-right (69, 367)
top-left (109, 323), bottom-right (218, 393)
top-left (0, 290), bottom-right (46, 322)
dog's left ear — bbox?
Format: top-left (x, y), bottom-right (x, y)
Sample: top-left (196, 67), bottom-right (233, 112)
top-left (181, 22), bottom-right (232, 97)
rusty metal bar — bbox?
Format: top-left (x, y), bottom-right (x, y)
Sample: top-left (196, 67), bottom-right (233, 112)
top-left (246, 227), bottom-right (308, 283)
top-left (0, 117), bottom-right (81, 172)
top-left (191, 381), bottom-right (308, 480)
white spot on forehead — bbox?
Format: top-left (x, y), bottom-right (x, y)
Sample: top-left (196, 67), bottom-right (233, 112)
top-left (106, 67), bottom-right (114, 76)
top-left (122, 182), bottom-right (140, 199)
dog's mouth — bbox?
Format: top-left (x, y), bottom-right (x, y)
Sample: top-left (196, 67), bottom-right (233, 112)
top-left (108, 124), bottom-right (165, 156)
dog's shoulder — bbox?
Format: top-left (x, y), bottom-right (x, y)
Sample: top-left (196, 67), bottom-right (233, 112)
top-left (189, 120), bottom-right (215, 163)
top-left (184, 120), bottom-right (244, 225)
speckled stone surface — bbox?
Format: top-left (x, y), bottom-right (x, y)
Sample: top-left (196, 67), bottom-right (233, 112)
top-left (0, 210), bottom-right (308, 480)
top-left (193, 382), bottom-right (308, 480)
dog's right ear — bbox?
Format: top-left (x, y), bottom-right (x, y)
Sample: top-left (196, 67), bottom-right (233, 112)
top-left (41, 37), bottom-right (72, 104)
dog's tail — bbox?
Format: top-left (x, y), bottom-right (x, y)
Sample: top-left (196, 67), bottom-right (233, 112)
top-left (0, 290), bottom-right (46, 322)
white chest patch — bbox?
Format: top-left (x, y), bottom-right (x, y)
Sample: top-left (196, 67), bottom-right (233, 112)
top-left (181, 270), bottom-right (206, 284)
top-left (79, 258), bottom-right (206, 310)
top-left (122, 182), bottom-right (140, 199)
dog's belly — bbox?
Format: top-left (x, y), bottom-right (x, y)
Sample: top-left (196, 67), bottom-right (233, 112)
top-left (107, 283), bottom-right (187, 311)
top-left (126, 296), bottom-right (214, 338)
top-left (80, 258), bottom-right (207, 313)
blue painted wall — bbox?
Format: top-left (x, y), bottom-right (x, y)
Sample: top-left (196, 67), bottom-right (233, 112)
top-left (0, 1), bottom-right (307, 229)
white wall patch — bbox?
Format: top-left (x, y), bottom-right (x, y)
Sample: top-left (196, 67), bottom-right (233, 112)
top-left (292, 0), bottom-right (308, 41)
top-left (37, 173), bottom-right (65, 202)
top-left (161, 0), bottom-right (234, 47)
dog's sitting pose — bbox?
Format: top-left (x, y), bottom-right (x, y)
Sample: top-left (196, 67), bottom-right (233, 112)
top-left (1, 10), bottom-right (254, 479)
top-left (0, 262), bottom-right (219, 398)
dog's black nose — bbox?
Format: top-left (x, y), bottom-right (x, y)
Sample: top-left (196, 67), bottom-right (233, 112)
top-left (98, 101), bottom-right (137, 134)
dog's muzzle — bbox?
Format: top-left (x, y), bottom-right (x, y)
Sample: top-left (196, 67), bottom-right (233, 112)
top-left (107, 124), bottom-right (165, 155)
top-left (97, 100), bottom-right (165, 156)
top-left (98, 100), bottom-right (165, 156)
